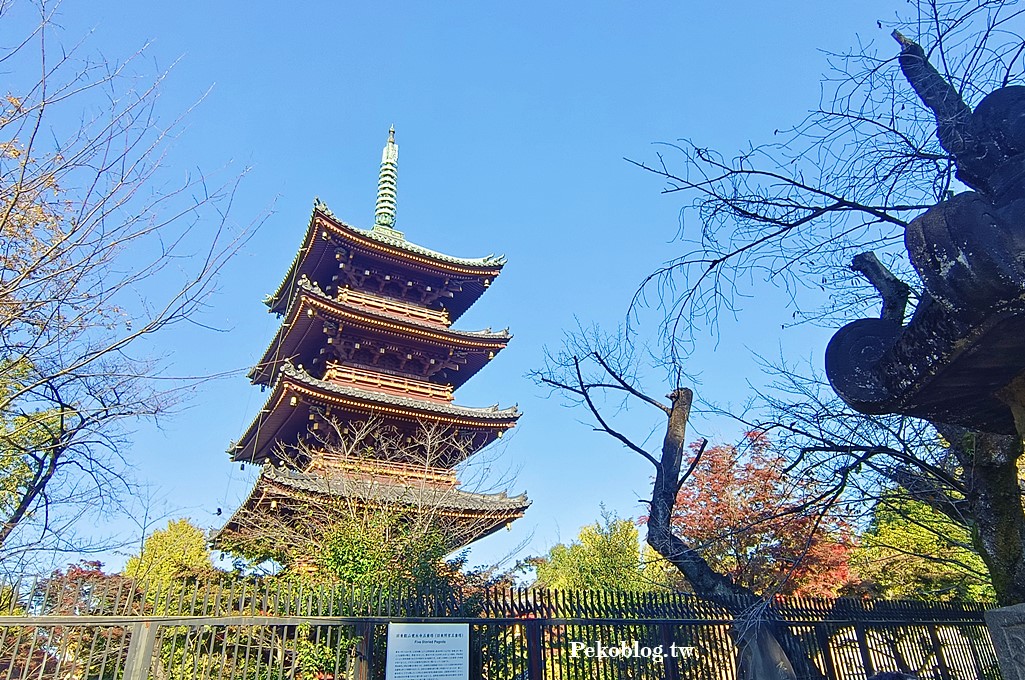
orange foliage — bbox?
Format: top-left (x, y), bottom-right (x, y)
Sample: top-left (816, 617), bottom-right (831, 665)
top-left (655, 434), bottom-right (857, 597)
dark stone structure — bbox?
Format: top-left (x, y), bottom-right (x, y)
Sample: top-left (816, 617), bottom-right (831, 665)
top-left (824, 33), bottom-right (1025, 679)
top-left (986, 603), bottom-right (1025, 680)
top-left (826, 35), bottom-right (1025, 435)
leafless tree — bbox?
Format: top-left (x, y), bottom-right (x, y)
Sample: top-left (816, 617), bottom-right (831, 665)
top-left (621, 0), bottom-right (1025, 605)
top-left (0, 1), bottom-right (259, 566)
top-left (532, 327), bottom-right (839, 680)
top-left (632, 2), bottom-right (1025, 348)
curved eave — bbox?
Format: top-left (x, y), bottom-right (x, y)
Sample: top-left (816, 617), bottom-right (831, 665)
top-left (213, 471), bottom-right (529, 551)
top-left (230, 365), bottom-right (520, 463)
top-left (266, 203), bottom-right (504, 320)
top-left (315, 202), bottom-right (506, 271)
top-left (250, 285), bottom-right (510, 387)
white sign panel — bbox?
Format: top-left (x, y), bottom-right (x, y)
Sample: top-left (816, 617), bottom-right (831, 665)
top-left (386, 623), bottom-right (469, 680)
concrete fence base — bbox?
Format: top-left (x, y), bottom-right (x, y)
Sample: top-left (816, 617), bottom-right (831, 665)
top-left (986, 603), bottom-right (1025, 680)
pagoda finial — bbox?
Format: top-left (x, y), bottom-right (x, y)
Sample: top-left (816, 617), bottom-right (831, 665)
top-left (374, 126), bottom-right (400, 235)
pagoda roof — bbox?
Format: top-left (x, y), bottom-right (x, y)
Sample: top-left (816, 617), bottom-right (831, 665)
top-left (231, 362), bottom-right (519, 463)
top-left (317, 200), bottom-right (507, 269)
top-left (251, 278), bottom-right (510, 387)
top-left (261, 466), bottom-right (529, 513)
top-left (279, 362), bottom-right (519, 420)
top-left (266, 201), bottom-right (505, 319)
top-left (212, 466), bottom-right (529, 553)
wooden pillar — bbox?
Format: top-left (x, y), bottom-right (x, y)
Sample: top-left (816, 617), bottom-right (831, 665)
top-left (123, 621), bottom-right (158, 680)
top-left (469, 624), bottom-right (483, 680)
top-left (925, 624), bottom-right (953, 680)
top-left (814, 626), bottom-right (838, 680)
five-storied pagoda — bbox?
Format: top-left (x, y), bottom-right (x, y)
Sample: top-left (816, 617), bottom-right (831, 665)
top-left (215, 129), bottom-right (529, 561)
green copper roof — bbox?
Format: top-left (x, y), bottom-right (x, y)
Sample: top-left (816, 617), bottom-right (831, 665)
top-left (211, 466), bottom-right (529, 547)
top-left (374, 126), bottom-right (400, 233)
top-left (250, 276), bottom-right (512, 386)
top-left (313, 198), bottom-right (507, 268)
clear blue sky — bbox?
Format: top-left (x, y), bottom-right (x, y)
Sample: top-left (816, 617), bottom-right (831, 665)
top-left (33, 0), bottom-right (898, 570)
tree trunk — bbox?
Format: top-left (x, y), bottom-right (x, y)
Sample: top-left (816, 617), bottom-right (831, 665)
top-left (646, 389), bottom-right (825, 680)
top-left (968, 439), bottom-right (1025, 606)
top-left (980, 375), bottom-right (1025, 605)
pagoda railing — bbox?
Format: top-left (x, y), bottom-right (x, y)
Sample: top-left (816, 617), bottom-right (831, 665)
top-left (309, 454), bottom-right (460, 484)
top-left (324, 363), bottom-right (454, 402)
top-left (338, 287), bottom-right (450, 326)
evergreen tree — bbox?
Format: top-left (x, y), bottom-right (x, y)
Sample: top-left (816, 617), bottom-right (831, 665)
top-left (854, 495), bottom-right (995, 601)
top-left (123, 519), bottom-right (216, 583)
top-left (532, 512), bottom-right (677, 591)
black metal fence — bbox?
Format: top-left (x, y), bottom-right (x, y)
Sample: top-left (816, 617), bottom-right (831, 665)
top-left (0, 577), bottom-right (1002, 679)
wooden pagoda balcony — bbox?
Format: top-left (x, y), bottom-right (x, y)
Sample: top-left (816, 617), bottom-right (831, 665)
top-left (337, 288), bottom-right (450, 326)
top-left (324, 363), bottom-right (454, 402)
top-left (310, 454), bottom-right (458, 487)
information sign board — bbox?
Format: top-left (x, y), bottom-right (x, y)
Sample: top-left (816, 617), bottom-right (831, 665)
top-left (385, 623), bottom-right (469, 680)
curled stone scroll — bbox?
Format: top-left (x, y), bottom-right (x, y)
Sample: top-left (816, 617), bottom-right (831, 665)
top-left (825, 33), bottom-right (1025, 435)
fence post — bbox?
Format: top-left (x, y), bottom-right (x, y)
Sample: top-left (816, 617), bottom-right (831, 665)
top-left (469, 624), bottom-right (483, 680)
top-left (525, 620), bottom-right (543, 680)
top-left (854, 621), bottom-right (876, 678)
top-left (354, 621), bottom-right (375, 680)
top-left (814, 626), bottom-right (838, 680)
top-left (925, 624), bottom-right (953, 680)
top-left (123, 621), bottom-right (158, 680)
top-left (659, 622), bottom-right (680, 680)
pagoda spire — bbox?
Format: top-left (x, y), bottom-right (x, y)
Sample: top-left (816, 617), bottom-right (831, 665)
top-left (373, 126), bottom-right (401, 236)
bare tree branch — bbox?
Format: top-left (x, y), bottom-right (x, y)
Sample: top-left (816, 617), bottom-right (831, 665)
top-left (0, 2), bottom-right (263, 565)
